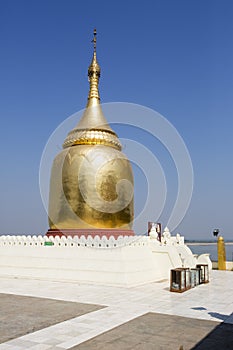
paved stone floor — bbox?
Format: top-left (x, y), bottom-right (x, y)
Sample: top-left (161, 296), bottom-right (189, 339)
top-left (0, 294), bottom-right (103, 344)
top-left (0, 270), bottom-right (233, 349)
top-left (70, 312), bottom-right (221, 350)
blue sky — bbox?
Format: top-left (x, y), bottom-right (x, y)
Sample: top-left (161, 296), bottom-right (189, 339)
top-left (0, 0), bottom-right (232, 239)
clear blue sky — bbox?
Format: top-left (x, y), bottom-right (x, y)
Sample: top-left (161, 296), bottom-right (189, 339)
top-left (0, 0), bottom-right (232, 239)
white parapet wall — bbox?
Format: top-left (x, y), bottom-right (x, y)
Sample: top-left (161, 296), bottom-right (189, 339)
top-left (0, 234), bottom-right (211, 287)
top-left (0, 235), bottom-right (158, 287)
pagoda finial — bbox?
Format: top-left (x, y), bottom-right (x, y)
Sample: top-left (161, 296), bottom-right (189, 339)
top-left (92, 28), bottom-right (97, 52)
top-left (87, 28), bottom-right (101, 107)
top-left (62, 28), bottom-right (122, 150)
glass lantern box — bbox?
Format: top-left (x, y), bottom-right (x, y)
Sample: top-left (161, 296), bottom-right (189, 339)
top-left (190, 268), bottom-right (201, 287)
top-left (196, 264), bottom-right (209, 284)
top-left (170, 268), bottom-right (191, 293)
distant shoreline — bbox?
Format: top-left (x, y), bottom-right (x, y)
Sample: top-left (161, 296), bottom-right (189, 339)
top-left (187, 242), bottom-right (233, 246)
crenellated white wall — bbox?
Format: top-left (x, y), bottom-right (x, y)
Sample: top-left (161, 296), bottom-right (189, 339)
top-left (0, 235), bottom-right (158, 286)
top-left (0, 234), bottom-right (210, 286)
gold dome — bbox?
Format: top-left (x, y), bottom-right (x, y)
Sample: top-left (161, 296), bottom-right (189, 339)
top-left (48, 30), bottom-right (134, 230)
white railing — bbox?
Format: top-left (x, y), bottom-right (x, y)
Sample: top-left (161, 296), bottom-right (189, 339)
top-left (0, 234), bottom-right (149, 249)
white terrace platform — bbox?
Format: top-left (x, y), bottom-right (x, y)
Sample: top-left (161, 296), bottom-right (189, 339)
top-left (0, 233), bottom-right (211, 287)
top-left (0, 270), bottom-right (233, 349)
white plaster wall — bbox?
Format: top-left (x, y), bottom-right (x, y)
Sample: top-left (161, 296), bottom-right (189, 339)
top-left (175, 245), bottom-right (197, 268)
top-left (0, 235), bottom-right (204, 286)
top-left (150, 243), bottom-right (184, 279)
top-left (0, 235), bottom-right (159, 287)
top-left (224, 261), bottom-right (233, 270)
top-left (196, 254), bottom-right (212, 271)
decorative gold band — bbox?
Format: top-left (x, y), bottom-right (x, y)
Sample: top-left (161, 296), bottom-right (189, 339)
top-left (63, 129), bottom-right (122, 150)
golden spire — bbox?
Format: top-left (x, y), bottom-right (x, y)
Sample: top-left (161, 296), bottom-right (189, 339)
top-left (87, 28), bottom-right (101, 107)
top-left (63, 29), bottom-right (121, 150)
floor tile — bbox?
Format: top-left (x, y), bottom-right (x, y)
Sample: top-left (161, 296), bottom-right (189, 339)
top-left (0, 270), bottom-right (233, 349)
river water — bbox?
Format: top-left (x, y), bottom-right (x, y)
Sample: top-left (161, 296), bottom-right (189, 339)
top-left (187, 243), bottom-right (233, 262)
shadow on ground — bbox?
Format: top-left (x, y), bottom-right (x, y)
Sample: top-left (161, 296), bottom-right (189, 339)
top-left (191, 313), bottom-right (233, 349)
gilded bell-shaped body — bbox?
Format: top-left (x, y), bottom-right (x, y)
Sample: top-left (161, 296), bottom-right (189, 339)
top-left (49, 143), bottom-right (134, 230)
top-left (48, 35), bottom-right (134, 231)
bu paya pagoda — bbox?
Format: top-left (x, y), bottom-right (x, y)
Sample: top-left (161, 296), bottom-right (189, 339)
top-left (47, 30), bottom-right (134, 238)
top-left (0, 30), bottom-right (212, 287)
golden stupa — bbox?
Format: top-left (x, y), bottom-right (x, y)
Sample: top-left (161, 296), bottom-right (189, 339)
top-left (48, 30), bottom-right (134, 235)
